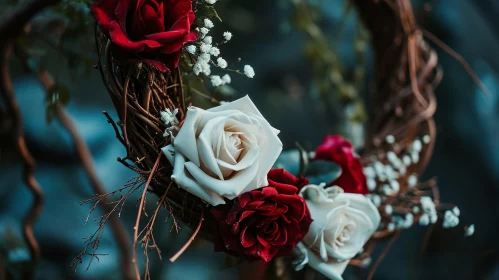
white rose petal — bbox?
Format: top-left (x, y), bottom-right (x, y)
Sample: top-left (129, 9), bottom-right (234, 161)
top-left (297, 185), bottom-right (381, 279)
top-left (162, 96), bottom-right (282, 206)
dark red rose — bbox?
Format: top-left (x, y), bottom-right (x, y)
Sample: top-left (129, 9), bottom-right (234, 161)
top-left (91, 0), bottom-right (197, 72)
top-left (211, 169), bottom-right (312, 262)
top-left (314, 135), bottom-right (368, 194)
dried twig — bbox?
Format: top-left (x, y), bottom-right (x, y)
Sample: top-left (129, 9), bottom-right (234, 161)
top-left (169, 212), bottom-right (204, 263)
top-left (133, 153), bottom-right (162, 280)
top-left (367, 231), bottom-right (401, 280)
top-left (0, 41), bottom-right (44, 280)
top-left (0, 1), bottom-right (62, 277)
top-left (54, 103), bottom-right (134, 279)
top-left (422, 29), bottom-right (491, 96)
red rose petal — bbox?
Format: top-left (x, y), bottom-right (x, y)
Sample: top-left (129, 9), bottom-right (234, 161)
top-left (268, 179), bottom-right (298, 195)
top-left (164, 0), bottom-right (193, 28)
top-left (161, 50), bottom-right (181, 72)
top-left (274, 228), bottom-right (288, 246)
top-left (240, 226), bottom-right (256, 248)
top-left (259, 246), bottom-right (280, 263)
top-left (257, 235), bottom-right (269, 247)
top-left (257, 201), bottom-right (276, 212)
top-left (114, 0), bottom-right (133, 34)
top-left (273, 195), bottom-right (305, 219)
top-left (131, 1), bottom-right (165, 39)
top-left (314, 135), bottom-right (368, 194)
top-left (238, 210), bottom-right (256, 223)
top-left (246, 200), bottom-right (265, 209)
top-left (211, 168), bottom-right (313, 262)
top-left (261, 187), bottom-right (278, 198)
top-left (231, 222), bottom-right (240, 235)
top-left (109, 21), bottom-right (163, 52)
top-left (91, 0), bottom-right (120, 34)
top-left (260, 204), bottom-right (287, 216)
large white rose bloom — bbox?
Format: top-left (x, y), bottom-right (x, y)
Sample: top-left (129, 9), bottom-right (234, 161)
top-left (162, 95), bottom-right (282, 206)
top-left (296, 185), bottom-right (381, 280)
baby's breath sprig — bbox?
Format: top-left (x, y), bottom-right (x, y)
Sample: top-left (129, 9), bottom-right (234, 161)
top-left (183, 2), bottom-right (254, 87)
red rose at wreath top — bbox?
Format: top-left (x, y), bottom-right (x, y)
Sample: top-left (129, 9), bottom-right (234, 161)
top-left (314, 135), bottom-right (369, 195)
top-left (91, 0), bottom-right (198, 72)
top-left (211, 169), bottom-right (312, 262)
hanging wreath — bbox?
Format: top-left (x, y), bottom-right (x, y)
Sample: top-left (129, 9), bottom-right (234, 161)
top-left (0, 0), bottom-right (480, 279)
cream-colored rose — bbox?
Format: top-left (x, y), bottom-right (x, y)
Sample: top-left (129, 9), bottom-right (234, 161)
top-left (297, 185), bottom-right (380, 280)
top-left (161, 95), bottom-right (282, 206)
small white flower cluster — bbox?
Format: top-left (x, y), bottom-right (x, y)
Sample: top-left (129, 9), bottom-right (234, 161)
top-left (442, 207), bottom-right (460, 228)
top-left (464, 224), bottom-right (475, 237)
top-left (185, 13), bottom-right (255, 87)
top-left (210, 74), bottom-right (231, 87)
top-left (205, 0), bottom-right (218, 4)
top-left (418, 196), bottom-right (439, 226)
top-left (363, 135), bottom-right (430, 196)
top-left (387, 213), bottom-right (415, 231)
top-left (160, 108), bottom-right (179, 138)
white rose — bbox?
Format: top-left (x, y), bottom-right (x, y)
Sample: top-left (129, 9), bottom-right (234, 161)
top-left (161, 95), bottom-right (282, 206)
top-left (296, 185), bottom-right (380, 280)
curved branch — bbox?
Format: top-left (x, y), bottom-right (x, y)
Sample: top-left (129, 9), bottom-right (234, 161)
top-left (54, 103), bottom-right (134, 279)
top-left (133, 153), bottom-right (162, 280)
top-left (0, 0), bottom-right (60, 40)
top-left (0, 42), bottom-right (44, 279)
top-left (35, 70), bottom-right (134, 279)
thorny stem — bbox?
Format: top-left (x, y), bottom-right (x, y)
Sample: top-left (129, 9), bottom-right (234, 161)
top-left (169, 211), bottom-right (204, 263)
top-left (133, 153), bottom-right (162, 280)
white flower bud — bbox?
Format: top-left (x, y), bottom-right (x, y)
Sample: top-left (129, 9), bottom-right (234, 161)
top-left (204, 18), bottom-right (214, 28)
top-left (186, 45), bottom-right (197, 54)
top-left (222, 74), bottom-right (231, 84)
top-left (243, 65), bottom-right (255, 78)
top-left (217, 57), bottom-right (228, 68)
top-left (210, 47), bottom-right (220, 57)
top-left (223, 31), bottom-right (232, 41)
top-left (210, 75), bottom-right (223, 87)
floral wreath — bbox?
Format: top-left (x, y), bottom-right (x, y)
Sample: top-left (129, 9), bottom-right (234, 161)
top-left (70, 0), bottom-right (476, 279)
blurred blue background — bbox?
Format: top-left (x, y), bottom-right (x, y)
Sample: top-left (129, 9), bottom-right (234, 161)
top-left (1, 0), bottom-right (499, 279)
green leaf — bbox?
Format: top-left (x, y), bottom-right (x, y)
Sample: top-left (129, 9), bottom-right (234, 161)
top-left (304, 160), bottom-right (342, 185)
top-left (273, 149), bottom-right (301, 176)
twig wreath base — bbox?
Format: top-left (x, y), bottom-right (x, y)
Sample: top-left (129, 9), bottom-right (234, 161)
top-left (95, 30), bottom-right (208, 231)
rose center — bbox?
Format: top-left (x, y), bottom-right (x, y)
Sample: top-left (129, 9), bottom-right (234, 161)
top-left (333, 221), bottom-right (356, 249)
top-left (224, 131), bottom-right (244, 162)
top-left (129, 0), bottom-right (165, 40)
